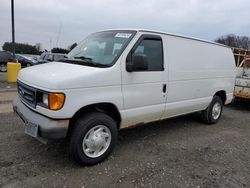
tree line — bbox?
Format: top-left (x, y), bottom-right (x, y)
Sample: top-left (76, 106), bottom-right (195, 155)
top-left (215, 34), bottom-right (250, 49)
top-left (2, 34), bottom-right (250, 55)
top-left (2, 42), bottom-right (41, 54)
top-left (1, 42), bottom-right (77, 55)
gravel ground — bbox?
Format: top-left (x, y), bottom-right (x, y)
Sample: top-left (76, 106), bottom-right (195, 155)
top-left (0, 72), bottom-right (17, 89)
top-left (0, 102), bottom-right (250, 188)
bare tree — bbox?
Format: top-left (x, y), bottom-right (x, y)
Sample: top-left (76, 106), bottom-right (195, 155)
top-left (215, 34), bottom-right (250, 49)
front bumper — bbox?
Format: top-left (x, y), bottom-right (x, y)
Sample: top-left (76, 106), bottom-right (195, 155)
top-left (13, 96), bottom-right (69, 139)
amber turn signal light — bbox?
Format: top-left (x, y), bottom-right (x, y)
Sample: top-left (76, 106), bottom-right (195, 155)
top-left (49, 93), bottom-right (65, 110)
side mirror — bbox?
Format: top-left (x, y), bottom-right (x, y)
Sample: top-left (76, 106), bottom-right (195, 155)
top-left (126, 54), bottom-right (148, 72)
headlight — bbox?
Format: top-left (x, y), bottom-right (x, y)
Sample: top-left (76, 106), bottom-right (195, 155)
top-left (42, 93), bottom-right (49, 106)
top-left (40, 92), bottom-right (65, 110)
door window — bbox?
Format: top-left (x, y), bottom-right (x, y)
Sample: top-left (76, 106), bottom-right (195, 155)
top-left (131, 37), bottom-right (164, 71)
top-left (48, 54), bottom-right (53, 61)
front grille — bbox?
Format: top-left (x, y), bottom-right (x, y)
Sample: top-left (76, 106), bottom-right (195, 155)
top-left (17, 81), bottom-right (37, 108)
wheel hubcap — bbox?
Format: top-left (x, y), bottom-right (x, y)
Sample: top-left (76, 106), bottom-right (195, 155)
top-left (82, 125), bottom-right (111, 158)
top-left (212, 102), bottom-right (221, 120)
top-left (0, 65), bottom-right (7, 72)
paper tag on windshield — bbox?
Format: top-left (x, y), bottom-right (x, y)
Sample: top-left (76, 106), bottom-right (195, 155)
top-left (115, 33), bottom-right (132, 38)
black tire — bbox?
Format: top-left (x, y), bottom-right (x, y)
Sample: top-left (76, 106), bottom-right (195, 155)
top-left (202, 96), bottom-right (223, 125)
top-left (0, 64), bottom-right (7, 72)
top-left (69, 112), bottom-right (118, 166)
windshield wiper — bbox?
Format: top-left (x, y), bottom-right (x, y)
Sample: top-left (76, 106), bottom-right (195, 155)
top-left (74, 56), bottom-right (92, 61)
top-left (59, 58), bottom-right (110, 68)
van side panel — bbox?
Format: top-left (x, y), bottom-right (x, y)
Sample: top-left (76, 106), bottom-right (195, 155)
top-left (162, 35), bottom-right (235, 118)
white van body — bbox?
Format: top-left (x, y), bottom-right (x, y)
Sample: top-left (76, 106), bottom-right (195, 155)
top-left (13, 29), bottom-right (236, 165)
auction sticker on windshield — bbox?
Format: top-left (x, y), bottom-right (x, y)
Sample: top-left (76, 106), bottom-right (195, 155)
top-left (115, 33), bottom-right (132, 38)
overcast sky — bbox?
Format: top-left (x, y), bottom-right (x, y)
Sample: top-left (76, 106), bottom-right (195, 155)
top-left (1, 0), bottom-right (250, 50)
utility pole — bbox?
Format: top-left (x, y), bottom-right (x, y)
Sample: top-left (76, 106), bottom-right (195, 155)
top-left (11, 0), bottom-right (15, 58)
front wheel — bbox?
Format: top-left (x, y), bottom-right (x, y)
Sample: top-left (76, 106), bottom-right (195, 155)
top-left (69, 112), bottom-right (118, 166)
top-left (202, 96), bottom-right (223, 124)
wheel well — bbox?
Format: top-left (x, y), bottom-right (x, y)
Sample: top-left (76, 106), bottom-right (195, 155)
top-left (214, 90), bottom-right (226, 104)
top-left (68, 103), bottom-right (121, 137)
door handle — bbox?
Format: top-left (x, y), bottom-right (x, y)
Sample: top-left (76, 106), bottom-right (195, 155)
top-left (162, 84), bottom-right (167, 93)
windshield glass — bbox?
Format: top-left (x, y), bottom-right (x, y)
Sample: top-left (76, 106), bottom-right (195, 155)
top-left (67, 30), bottom-right (136, 67)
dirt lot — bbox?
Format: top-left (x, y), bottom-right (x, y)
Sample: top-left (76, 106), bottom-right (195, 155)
top-left (0, 101), bottom-right (250, 188)
top-left (0, 72), bottom-right (17, 89)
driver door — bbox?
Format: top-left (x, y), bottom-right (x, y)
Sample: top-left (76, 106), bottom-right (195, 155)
top-left (121, 34), bottom-right (168, 127)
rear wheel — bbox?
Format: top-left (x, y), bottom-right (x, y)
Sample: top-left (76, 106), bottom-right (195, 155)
top-left (69, 112), bottom-right (118, 166)
top-left (202, 96), bottom-right (223, 124)
top-left (0, 64), bottom-right (7, 72)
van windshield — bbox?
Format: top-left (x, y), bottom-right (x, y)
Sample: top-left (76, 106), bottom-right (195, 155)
top-left (66, 30), bottom-right (136, 67)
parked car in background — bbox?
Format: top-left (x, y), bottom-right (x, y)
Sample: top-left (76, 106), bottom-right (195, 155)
top-left (16, 54), bottom-right (38, 67)
top-left (38, 53), bottom-right (67, 64)
top-left (0, 51), bottom-right (15, 72)
top-left (0, 52), bottom-right (38, 72)
top-left (23, 54), bottom-right (40, 61)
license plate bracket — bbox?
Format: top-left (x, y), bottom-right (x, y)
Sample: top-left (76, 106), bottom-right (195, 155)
top-left (24, 122), bottom-right (38, 137)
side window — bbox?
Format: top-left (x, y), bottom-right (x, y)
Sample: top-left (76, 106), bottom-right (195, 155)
top-left (40, 54), bottom-right (45, 60)
top-left (132, 38), bottom-right (163, 71)
top-left (17, 56), bottom-right (23, 61)
top-left (54, 55), bottom-right (65, 61)
top-left (44, 54), bottom-right (53, 61)
top-left (48, 54), bottom-right (53, 61)
top-left (43, 54), bottom-right (49, 60)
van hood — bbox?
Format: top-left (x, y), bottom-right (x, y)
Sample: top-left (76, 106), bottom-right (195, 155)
top-left (18, 62), bottom-right (120, 90)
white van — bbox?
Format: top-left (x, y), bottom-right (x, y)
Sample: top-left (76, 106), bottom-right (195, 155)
top-left (13, 29), bottom-right (236, 165)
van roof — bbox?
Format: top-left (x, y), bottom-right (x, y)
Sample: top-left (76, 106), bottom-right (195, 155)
top-left (103, 29), bottom-right (229, 49)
